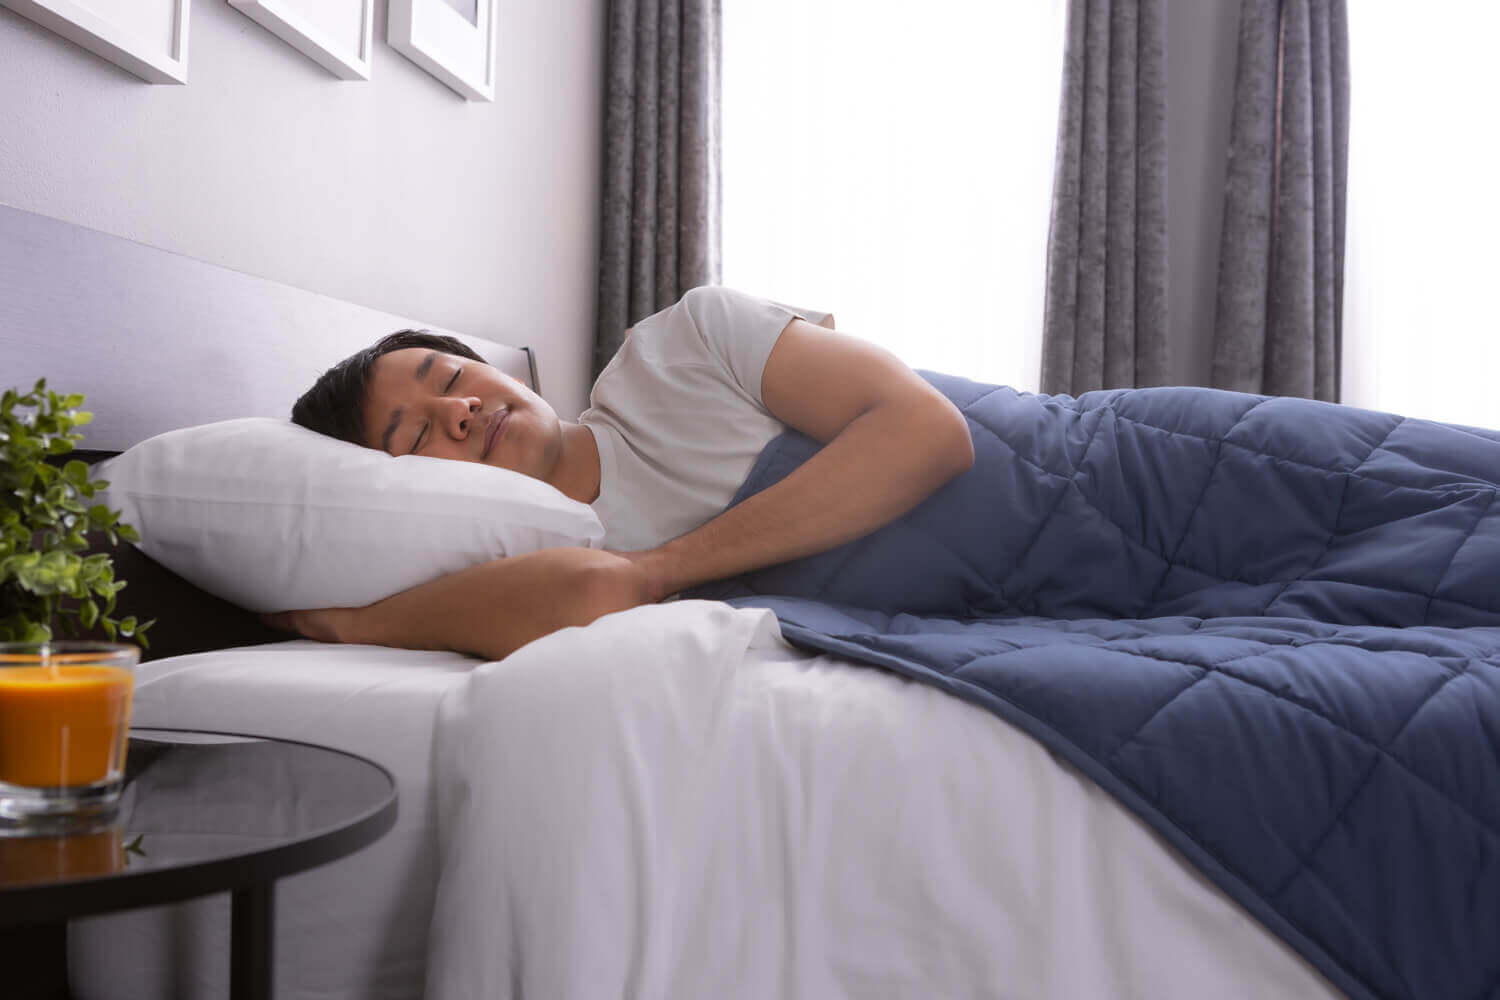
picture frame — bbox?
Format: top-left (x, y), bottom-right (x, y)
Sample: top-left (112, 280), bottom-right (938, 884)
top-left (0, 0), bottom-right (190, 83)
top-left (388, 0), bottom-right (495, 103)
top-left (228, 0), bottom-right (374, 81)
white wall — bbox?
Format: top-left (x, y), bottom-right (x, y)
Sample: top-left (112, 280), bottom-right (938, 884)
top-left (1165, 0), bottom-right (1242, 387)
top-left (0, 0), bottom-right (1251, 401)
top-left (0, 0), bottom-right (606, 418)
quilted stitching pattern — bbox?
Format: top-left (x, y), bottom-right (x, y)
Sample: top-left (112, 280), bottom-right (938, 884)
top-left (698, 375), bottom-right (1500, 1000)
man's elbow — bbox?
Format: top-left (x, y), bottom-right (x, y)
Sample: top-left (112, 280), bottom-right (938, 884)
top-left (931, 401), bottom-right (975, 479)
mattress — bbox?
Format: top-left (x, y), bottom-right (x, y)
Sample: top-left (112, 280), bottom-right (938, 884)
top-left (67, 640), bottom-right (476, 1000)
top-left (68, 603), bottom-right (1344, 999)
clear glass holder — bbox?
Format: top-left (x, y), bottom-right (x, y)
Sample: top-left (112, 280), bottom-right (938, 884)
top-left (0, 640), bottom-right (139, 839)
top-left (0, 775), bottom-right (125, 837)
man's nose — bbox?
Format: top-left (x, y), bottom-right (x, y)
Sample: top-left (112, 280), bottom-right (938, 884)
top-left (441, 396), bottom-right (482, 436)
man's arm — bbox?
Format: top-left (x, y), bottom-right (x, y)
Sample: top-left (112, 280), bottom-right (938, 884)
top-left (622, 317), bottom-right (974, 600)
top-left (263, 547), bottom-right (649, 662)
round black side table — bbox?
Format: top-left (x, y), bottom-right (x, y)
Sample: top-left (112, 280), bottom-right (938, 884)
top-left (0, 728), bottom-right (398, 1000)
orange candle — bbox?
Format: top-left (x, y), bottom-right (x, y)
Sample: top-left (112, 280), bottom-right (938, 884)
top-left (0, 664), bottom-right (133, 789)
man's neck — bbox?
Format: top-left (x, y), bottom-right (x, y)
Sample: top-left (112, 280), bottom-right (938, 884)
top-left (548, 421), bottom-right (601, 504)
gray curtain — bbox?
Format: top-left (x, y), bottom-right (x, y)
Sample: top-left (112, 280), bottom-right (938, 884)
top-left (595, 0), bottom-right (722, 378)
top-left (1041, 0), bottom-right (1170, 396)
top-left (1211, 0), bottom-right (1348, 400)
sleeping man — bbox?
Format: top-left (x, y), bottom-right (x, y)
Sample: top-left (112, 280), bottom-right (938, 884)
top-left (266, 286), bottom-right (975, 661)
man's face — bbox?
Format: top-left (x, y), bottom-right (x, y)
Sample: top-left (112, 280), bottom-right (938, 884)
top-left (362, 348), bottom-right (563, 481)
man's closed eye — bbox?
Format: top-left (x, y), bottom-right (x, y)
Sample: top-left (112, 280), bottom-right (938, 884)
top-left (412, 367), bottom-right (465, 454)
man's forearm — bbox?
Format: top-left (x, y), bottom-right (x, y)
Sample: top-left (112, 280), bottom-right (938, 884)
top-left (337, 547), bottom-right (649, 661)
top-left (629, 401), bottom-right (973, 599)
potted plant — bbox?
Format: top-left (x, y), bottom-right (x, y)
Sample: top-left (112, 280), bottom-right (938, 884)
top-left (0, 379), bottom-right (151, 645)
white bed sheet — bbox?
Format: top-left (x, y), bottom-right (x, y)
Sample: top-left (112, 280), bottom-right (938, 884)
top-left (68, 640), bottom-right (477, 1000)
top-left (427, 600), bottom-right (1344, 999)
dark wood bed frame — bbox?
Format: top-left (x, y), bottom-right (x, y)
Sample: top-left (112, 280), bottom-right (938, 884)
top-left (1, 203), bottom-right (543, 660)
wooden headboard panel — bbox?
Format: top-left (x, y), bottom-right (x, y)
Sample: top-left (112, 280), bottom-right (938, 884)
top-left (0, 202), bottom-right (537, 453)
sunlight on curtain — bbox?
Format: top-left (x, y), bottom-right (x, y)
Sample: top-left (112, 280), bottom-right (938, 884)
top-left (1341, 4), bottom-right (1500, 429)
top-left (722, 1), bottom-right (1067, 389)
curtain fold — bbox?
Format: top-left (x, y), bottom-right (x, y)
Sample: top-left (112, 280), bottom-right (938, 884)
top-left (1040, 0), bottom-right (1170, 396)
top-left (595, 0), bottom-right (723, 378)
top-left (1211, 0), bottom-right (1348, 400)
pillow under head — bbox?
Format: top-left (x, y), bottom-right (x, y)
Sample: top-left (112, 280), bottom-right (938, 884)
top-left (94, 418), bottom-right (604, 614)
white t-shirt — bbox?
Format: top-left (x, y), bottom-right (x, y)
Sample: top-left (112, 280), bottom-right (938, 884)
top-left (579, 285), bottom-right (830, 552)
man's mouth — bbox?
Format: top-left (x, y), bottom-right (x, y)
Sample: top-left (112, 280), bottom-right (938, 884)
top-left (482, 406), bottom-right (511, 459)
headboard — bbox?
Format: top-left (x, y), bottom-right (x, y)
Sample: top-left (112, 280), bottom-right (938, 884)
top-left (0, 202), bottom-right (542, 658)
top-left (0, 202), bottom-right (538, 454)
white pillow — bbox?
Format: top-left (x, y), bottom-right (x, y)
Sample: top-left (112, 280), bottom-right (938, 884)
top-left (93, 418), bottom-right (605, 613)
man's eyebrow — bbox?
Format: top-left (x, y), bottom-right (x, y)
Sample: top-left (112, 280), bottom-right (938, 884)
top-left (414, 351), bottom-right (436, 380)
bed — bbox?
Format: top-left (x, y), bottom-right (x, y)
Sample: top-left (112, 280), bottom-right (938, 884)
top-left (3, 202), bottom-right (1356, 998)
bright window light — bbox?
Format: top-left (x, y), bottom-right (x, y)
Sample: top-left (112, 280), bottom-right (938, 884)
top-left (1341, 4), bottom-right (1500, 430)
top-left (723, 1), bottom-right (1067, 390)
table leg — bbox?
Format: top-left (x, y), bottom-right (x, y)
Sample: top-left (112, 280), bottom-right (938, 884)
top-left (230, 882), bottom-right (273, 1000)
top-left (2, 920), bottom-right (69, 999)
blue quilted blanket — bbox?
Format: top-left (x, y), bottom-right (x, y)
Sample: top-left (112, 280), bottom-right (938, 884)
top-left (693, 374), bottom-right (1500, 1000)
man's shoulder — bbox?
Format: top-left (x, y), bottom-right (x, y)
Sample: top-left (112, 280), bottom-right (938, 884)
top-left (678, 284), bottom-right (777, 320)
top-left (596, 285), bottom-right (804, 400)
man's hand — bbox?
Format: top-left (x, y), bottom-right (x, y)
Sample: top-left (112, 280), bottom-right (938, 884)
top-left (261, 607), bottom-right (354, 644)
top-left (616, 549), bottom-right (675, 605)
top-left (262, 547), bottom-right (653, 661)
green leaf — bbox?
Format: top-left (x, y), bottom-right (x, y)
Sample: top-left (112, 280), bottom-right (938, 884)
top-left (2, 380), bottom-right (146, 643)
top-left (8, 552), bottom-right (39, 573)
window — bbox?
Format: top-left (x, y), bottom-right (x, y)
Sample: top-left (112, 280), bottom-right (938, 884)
top-left (723, 1), bottom-right (1067, 389)
top-left (1341, 5), bottom-right (1500, 429)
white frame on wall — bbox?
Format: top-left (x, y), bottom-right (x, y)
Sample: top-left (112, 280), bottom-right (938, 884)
top-left (0, 0), bottom-right (190, 83)
top-left (228, 0), bottom-right (374, 81)
top-left (388, 0), bottom-right (495, 102)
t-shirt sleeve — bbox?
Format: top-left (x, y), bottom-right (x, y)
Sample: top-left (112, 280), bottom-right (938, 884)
top-left (679, 285), bottom-right (830, 404)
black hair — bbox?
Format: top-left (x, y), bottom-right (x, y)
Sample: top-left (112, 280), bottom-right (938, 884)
top-left (290, 329), bottom-right (486, 447)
